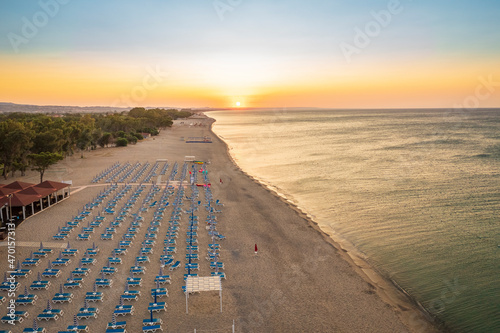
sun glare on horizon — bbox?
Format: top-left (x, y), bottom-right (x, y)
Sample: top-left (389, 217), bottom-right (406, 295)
top-left (236, 101), bottom-right (241, 107)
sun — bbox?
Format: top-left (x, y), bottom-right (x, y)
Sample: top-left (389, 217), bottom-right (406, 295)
top-left (236, 101), bottom-right (241, 107)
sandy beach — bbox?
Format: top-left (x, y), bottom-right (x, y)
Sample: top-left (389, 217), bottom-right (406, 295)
top-left (0, 114), bottom-right (440, 333)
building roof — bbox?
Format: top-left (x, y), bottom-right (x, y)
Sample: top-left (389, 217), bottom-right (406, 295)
top-left (36, 180), bottom-right (70, 191)
top-left (3, 181), bottom-right (35, 190)
top-left (0, 179), bottom-right (69, 207)
top-left (19, 186), bottom-right (54, 197)
top-left (0, 192), bottom-right (41, 207)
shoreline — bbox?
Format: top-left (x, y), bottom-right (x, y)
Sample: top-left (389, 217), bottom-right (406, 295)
top-left (208, 115), bottom-right (443, 333)
top-left (0, 116), bottom-right (442, 332)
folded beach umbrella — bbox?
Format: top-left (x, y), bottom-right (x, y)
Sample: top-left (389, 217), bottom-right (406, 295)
top-left (73, 314), bottom-right (78, 326)
top-left (32, 318), bottom-right (39, 330)
top-left (46, 299), bottom-right (52, 311)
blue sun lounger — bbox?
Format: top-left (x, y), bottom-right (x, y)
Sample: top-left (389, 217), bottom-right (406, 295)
top-left (159, 257), bottom-right (173, 264)
top-left (53, 234), bottom-right (68, 240)
top-left (135, 256), bottom-right (149, 264)
top-left (95, 278), bottom-right (112, 288)
top-left (113, 248), bottom-right (127, 255)
top-left (185, 263), bottom-right (199, 271)
top-left (119, 241), bottom-right (132, 247)
top-left (85, 248), bottom-right (99, 256)
top-left (85, 291), bottom-right (103, 302)
top-left (15, 299), bottom-right (35, 306)
top-left (52, 295), bottom-right (72, 304)
top-left (148, 302), bottom-right (166, 313)
top-left (17, 293), bottom-right (37, 301)
top-left (52, 258), bottom-right (71, 266)
top-left (169, 261), bottom-right (180, 271)
top-left (120, 294), bottom-right (138, 301)
top-left (143, 318), bottom-right (163, 326)
top-left (37, 313), bottom-right (59, 321)
top-left (142, 324), bottom-right (162, 332)
top-left (140, 247), bottom-right (153, 255)
top-left (107, 321), bottom-right (127, 329)
top-left (65, 325), bottom-right (88, 332)
top-left (211, 272), bottom-right (226, 279)
top-left (10, 270), bottom-right (29, 278)
top-left (123, 233), bottom-right (135, 240)
top-left (183, 273), bottom-right (198, 281)
top-left (163, 239), bottom-right (176, 245)
top-left (30, 280), bottom-right (50, 290)
top-left (22, 258), bottom-right (40, 266)
top-left (150, 288), bottom-right (168, 298)
top-left (33, 251), bottom-right (48, 258)
top-left (105, 328), bottom-right (126, 333)
top-left (77, 234), bottom-right (90, 241)
top-left (126, 277), bottom-right (142, 287)
top-left (43, 309), bottom-right (63, 316)
top-left (1, 315), bottom-right (23, 323)
top-left (164, 246), bottom-right (176, 254)
top-left (210, 262), bottom-right (224, 270)
top-left (13, 310), bottom-right (29, 318)
top-left (62, 249), bottom-right (78, 256)
top-left (154, 274), bottom-right (171, 285)
top-left (101, 233), bottom-right (113, 240)
top-left (72, 267), bottom-right (90, 276)
top-left (81, 258), bottom-right (96, 265)
top-left (108, 257), bottom-right (122, 265)
top-left (130, 266), bottom-right (146, 275)
top-left (101, 267), bottom-right (116, 275)
top-left (42, 269), bottom-right (61, 278)
top-left (23, 328), bottom-right (46, 333)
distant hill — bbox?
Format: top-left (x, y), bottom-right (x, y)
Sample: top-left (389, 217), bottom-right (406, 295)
top-left (0, 102), bottom-right (133, 114)
top-left (0, 102), bottom-right (195, 114)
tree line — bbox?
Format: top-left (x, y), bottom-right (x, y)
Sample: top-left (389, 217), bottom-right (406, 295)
top-left (0, 108), bottom-right (192, 181)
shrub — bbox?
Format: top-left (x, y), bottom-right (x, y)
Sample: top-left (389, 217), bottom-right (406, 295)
top-left (115, 138), bottom-right (128, 147)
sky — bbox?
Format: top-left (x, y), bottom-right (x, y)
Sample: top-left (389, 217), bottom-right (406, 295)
top-left (0, 0), bottom-right (499, 109)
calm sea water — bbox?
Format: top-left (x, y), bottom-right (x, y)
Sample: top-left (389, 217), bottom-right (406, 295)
top-left (211, 108), bottom-right (500, 333)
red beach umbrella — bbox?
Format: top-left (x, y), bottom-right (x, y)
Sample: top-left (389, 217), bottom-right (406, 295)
top-left (254, 244), bottom-right (258, 255)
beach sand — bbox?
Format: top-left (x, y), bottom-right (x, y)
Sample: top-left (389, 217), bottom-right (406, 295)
top-left (0, 115), bottom-right (440, 332)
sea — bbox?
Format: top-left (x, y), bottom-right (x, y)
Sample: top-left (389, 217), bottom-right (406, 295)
top-left (210, 108), bottom-right (500, 333)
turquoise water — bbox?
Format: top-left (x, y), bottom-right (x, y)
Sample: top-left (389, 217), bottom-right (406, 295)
top-left (211, 108), bottom-right (500, 333)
